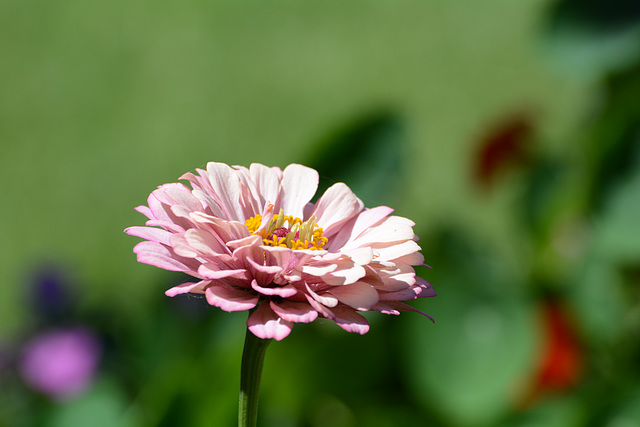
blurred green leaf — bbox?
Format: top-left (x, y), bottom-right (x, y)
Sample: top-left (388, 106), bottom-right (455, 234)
top-left (403, 232), bottom-right (536, 427)
top-left (604, 386), bottom-right (640, 426)
top-left (544, 0), bottom-right (640, 80)
top-left (593, 153), bottom-right (640, 263)
top-left (501, 396), bottom-right (585, 427)
top-left (46, 378), bottom-right (135, 427)
top-left (307, 111), bottom-right (406, 207)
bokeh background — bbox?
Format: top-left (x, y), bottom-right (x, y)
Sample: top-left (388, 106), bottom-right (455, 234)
top-left (2, 0), bottom-right (640, 426)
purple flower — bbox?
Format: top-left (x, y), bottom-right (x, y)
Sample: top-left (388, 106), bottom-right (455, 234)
top-left (20, 328), bottom-right (101, 400)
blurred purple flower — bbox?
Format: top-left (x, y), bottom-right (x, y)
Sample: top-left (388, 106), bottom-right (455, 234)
top-left (28, 263), bottom-right (75, 320)
top-left (19, 328), bottom-right (101, 400)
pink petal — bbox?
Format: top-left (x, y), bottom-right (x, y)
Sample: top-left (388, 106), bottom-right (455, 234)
top-left (328, 282), bottom-right (379, 310)
top-left (227, 235), bottom-right (262, 251)
top-left (331, 306), bottom-right (370, 334)
top-left (305, 283), bottom-right (338, 307)
top-left (144, 219), bottom-right (184, 234)
top-left (133, 241), bottom-right (198, 273)
top-left (147, 191), bottom-right (172, 223)
top-left (169, 233), bottom-right (199, 258)
top-left (415, 277), bottom-right (437, 298)
top-left (165, 280), bottom-right (210, 296)
top-left (231, 245), bottom-right (281, 285)
top-left (189, 212), bottom-right (251, 243)
top-left (247, 303), bottom-right (293, 341)
top-left (343, 216), bottom-right (416, 251)
top-left (312, 183), bottom-right (364, 237)
top-left (375, 272), bottom-right (416, 292)
top-left (373, 241), bottom-right (422, 263)
top-left (323, 262), bottom-right (366, 286)
top-left (184, 228), bottom-right (228, 256)
top-left (205, 284), bottom-right (259, 312)
top-left (245, 256), bottom-right (282, 275)
top-left (391, 252), bottom-right (426, 267)
top-left (324, 206), bottom-right (393, 252)
top-left (270, 301), bottom-right (318, 323)
top-left (190, 188), bottom-right (227, 219)
top-left (340, 247), bottom-right (374, 265)
top-left (135, 205), bottom-right (153, 220)
top-left (304, 293), bottom-right (335, 319)
top-left (124, 226), bottom-right (172, 245)
top-left (251, 279), bottom-right (298, 298)
top-left (162, 185), bottom-right (204, 212)
top-left (301, 264), bottom-right (338, 276)
top-left (205, 162), bottom-right (245, 222)
top-left (149, 184), bottom-right (194, 230)
top-left (374, 301), bottom-right (434, 322)
top-left (249, 163), bottom-right (281, 208)
top-left (232, 165), bottom-right (262, 215)
top-left (378, 286), bottom-right (422, 301)
top-left (372, 262), bottom-right (417, 291)
top-left (370, 302), bottom-right (401, 315)
top-left (280, 164), bottom-right (319, 219)
top-left (349, 206), bottom-right (394, 240)
top-left (197, 264), bottom-right (247, 280)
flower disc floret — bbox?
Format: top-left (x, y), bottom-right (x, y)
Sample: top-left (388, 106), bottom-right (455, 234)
top-left (126, 162), bottom-right (436, 341)
top-left (245, 209), bottom-right (328, 251)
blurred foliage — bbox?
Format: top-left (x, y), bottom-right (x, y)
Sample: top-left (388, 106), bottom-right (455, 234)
top-left (1, 0), bottom-right (640, 426)
top-left (307, 111), bottom-right (406, 207)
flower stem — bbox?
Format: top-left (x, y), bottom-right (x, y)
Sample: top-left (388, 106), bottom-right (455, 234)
top-left (239, 327), bottom-right (272, 427)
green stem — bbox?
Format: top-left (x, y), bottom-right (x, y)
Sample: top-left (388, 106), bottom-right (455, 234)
top-left (239, 327), bottom-right (272, 427)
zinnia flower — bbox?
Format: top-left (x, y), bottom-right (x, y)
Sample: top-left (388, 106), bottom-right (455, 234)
top-left (126, 162), bottom-right (435, 340)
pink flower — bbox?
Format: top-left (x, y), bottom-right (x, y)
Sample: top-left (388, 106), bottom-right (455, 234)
top-left (126, 163), bottom-right (435, 341)
top-left (20, 328), bottom-right (101, 400)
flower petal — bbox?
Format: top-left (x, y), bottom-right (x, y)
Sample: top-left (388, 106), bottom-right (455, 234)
top-left (373, 301), bottom-right (434, 322)
top-left (169, 233), bottom-right (199, 258)
top-left (304, 293), bottom-right (335, 319)
top-left (251, 279), bottom-right (298, 298)
top-left (205, 162), bottom-right (246, 222)
top-left (205, 284), bottom-right (258, 312)
top-left (162, 185), bottom-right (204, 213)
top-left (247, 302), bottom-right (293, 341)
top-left (133, 241), bottom-right (198, 273)
top-left (165, 280), bottom-right (210, 296)
top-left (312, 183), bottom-right (364, 237)
top-left (341, 216), bottom-right (416, 252)
top-left (328, 282), bottom-right (379, 310)
top-left (227, 235), bottom-right (262, 251)
top-left (331, 306), bottom-right (370, 334)
top-left (301, 263), bottom-right (338, 276)
top-left (350, 206), bottom-right (394, 240)
top-left (125, 226), bottom-right (172, 245)
top-left (305, 283), bottom-right (338, 308)
top-left (340, 247), bottom-right (374, 265)
top-left (280, 164), bottom-right (319, 219)
top-left (135, 205), bottom-right (153, 220)
top-left (415, 277), bottom-right (437, 298)
top-left (373, 240), bottom-right (423, 263)
top-left (249, 163), bottom-right (281, 207)
top-left (184, 228), bottom-right (229, 256)
top-left (270, 301), bottom-right (318, 323)
top-left (197, 264), bottom-right (247, 280)
top-left (323, 262), bottom-right (366, 286)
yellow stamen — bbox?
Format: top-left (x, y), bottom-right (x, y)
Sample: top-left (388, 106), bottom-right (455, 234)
top-left (244, 212), bottom-right (327, 251)
top-left (244, 215), bottom-right (262, 234)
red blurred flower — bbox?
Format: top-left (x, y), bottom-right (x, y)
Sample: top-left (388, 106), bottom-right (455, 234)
top-left (473, 113), bottom-right (534, 189)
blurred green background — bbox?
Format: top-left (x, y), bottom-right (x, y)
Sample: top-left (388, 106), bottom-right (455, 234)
top-left (2, 0), bottom-right (640, 426)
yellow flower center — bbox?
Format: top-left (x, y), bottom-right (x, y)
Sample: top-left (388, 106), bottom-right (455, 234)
top-left (244, 208), bottom-right (328, 251)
